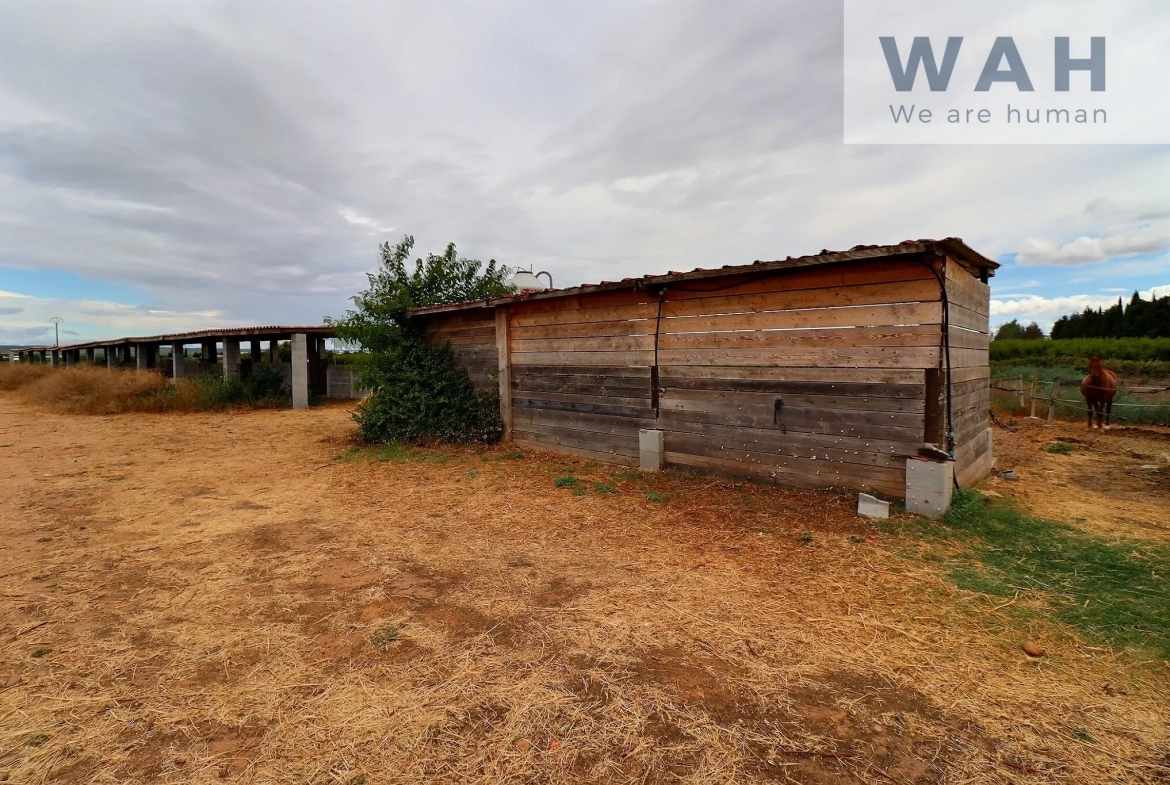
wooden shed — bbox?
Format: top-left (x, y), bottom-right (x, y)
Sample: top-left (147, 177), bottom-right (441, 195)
top-left (415, 239), bottom-right (997, 497)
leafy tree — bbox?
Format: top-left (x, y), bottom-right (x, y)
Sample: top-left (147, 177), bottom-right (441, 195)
top-left (327, 235), bottom-right (512, 444)
top-left (1020, 321), bottom-right (1045, 340)
top-left (993, 319), bottom-right (1045, 341)
top-left (1051, 292), bottom-right (1170, 339)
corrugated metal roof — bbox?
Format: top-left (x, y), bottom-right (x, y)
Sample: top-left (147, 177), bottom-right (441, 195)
top-left (412, 237), bottom-right (997, 316)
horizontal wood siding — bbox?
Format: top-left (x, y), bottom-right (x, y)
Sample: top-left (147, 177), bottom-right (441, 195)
top-left (508, 289), bottom-right (657, 462)
top-left (422, 253), bottom-right (994, 500)
top-left (420, 310), bottom-right (499, 393)
top-left (945, 258), bottom-right (993, 488)
top-left (655, 257), bottom-right (941, 496)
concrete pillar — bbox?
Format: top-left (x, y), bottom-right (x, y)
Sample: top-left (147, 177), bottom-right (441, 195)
top-left (86, 347), bottom-right (95, 364)
top-left (122, 345), bottom-right (133, 365)
top-left (639, 429), bottom-right (665, 472)
top-left (40, 350), bottom-right (47, 364)
top-left (269, 340), bottom-right (279, 364)
top-left (51, 349), bottom-right (60, 368)
top-left (905, 459), bottom-right (954, 518)
top-left (291, 333), bottom-right (309, 409)
top-left (201, 341), bottom-right (216, 368)
top-left (172, 343), bottom-right (185, 379)
top-left (136, 344), bottom-right (148, 371)
top-left (223, 337), bottom-right (241, 379)
top-left (106, 347), bottom-right (116, 368)
top-left (250, 340), bottom-right (262, 362)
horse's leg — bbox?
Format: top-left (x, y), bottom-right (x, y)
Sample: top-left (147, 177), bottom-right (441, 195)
top-left (1087, 400), bottom-right (1095, 429)
top-left (1104, 397), bottom-right (1113, 430)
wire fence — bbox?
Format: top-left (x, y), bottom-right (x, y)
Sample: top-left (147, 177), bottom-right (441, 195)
top-left (989, 376), bottom-right (1170, 426)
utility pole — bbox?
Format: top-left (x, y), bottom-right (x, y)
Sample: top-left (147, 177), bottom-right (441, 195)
top-left (49, 317), bottom-right (63, 347)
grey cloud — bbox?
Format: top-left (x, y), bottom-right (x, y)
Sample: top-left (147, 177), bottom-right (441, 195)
top-left (0, 307), bottom-right (24, 315)
top-left (0, 1), bottom-right (1167, 336)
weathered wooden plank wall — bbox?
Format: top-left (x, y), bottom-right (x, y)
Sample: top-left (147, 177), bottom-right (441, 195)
top-left (655, 258), bottom-right (939, 497)
top-left (508, 290), bottom-right (657, 464)
top-left (423, 309), bottom-right (498, 393)
top-left (944, 256), bottom-right (993, 488)
top-left (418, 252), bottom-right (994, 497)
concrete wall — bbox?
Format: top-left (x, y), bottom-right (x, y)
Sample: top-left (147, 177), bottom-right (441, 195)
top-left (326, 365), bottom-right (367, 399)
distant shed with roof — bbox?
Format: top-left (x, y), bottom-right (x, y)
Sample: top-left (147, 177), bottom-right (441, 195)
top-left (414, 238), bottom-right (998, 497)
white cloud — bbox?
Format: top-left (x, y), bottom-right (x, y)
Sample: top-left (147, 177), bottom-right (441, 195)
top-left (990, 284), bottom-right (1170, 332)
top-left (338, 207), bottom-right (394, 235)
top-left (0, 289), bottom-right (225, 345)
top-left (1017, 232), bottom-right (1170, 266)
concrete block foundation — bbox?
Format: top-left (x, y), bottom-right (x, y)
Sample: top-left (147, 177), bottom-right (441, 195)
top-left (639, 429), bottom-right (664, 472)
top-left (905, 458), bottom-right (954, 518)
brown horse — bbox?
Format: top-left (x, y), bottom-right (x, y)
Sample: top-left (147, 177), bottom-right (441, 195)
top-left (1080, 356), bottom-right (1118, 430)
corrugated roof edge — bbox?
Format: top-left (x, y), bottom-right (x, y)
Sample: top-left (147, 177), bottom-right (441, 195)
top-left (14, 325), bottom-right (334, 354)
top-left (412, 237), bottom-right (996, 316)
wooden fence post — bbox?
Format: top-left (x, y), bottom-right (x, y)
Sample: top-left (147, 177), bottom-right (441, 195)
top-left (495, 306), bottom-right (512, 442)
top-left (1029, 375), bottom-right (1038, 418)
top-left (1047, 378), bottom-right (1059, 425)
top-left (1018, 376), bottom-right (1025, 408)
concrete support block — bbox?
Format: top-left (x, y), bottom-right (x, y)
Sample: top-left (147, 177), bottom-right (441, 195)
top-left (172, 343), bottom-right (185, 379)
top-left (291, 333), bottom-right (309, 409)
top-left (250, 340), bottom-right (262, 362)
top-left (639, 428), bottom-right (664, 472)
top-left (40, 350), bottom-right (47, 364)
top-left (857, 493), bottom-right (890, 519)
top-left (51, 349), bottom-right (60, 368)
top-left (136, 344), bottom-right (148, 371)
top-left (106, 347), bottom-right (115, 368)
top-left (269, 340), bottom-right (279, 363)
top-left (905, 459), bottom-right (954, 518)
top-left (121, 345), bottom-right (133, 364)
top-left (86, 347), bottom-right (95, 364)
top-left (223, 338), bottom-right (241, 379)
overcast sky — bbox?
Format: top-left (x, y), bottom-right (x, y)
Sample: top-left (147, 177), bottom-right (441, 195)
top-left (1, 0), bottom-right (1168, 344)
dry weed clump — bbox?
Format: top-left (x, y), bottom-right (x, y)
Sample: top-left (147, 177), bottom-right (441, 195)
top-left (0, 362), bottom-right (52, 391)
top-left (3, 364), bottom-right (289, 414)
top-left (13, 366), bottom-right (170, 414)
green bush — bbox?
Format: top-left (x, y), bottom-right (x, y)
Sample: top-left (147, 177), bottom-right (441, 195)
top-left (328, 235), bottom-right (512, 446)
top-left (353, 339), bottom-right (503, 444)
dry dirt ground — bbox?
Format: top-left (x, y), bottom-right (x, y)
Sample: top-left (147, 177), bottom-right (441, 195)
top-left (1, 399), bottom-right (1167, 784)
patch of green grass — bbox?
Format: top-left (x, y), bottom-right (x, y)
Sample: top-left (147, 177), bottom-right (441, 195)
top-left (911, 489), bottom-right (1170, 658)
top-left (1073, 727), bottom-right (1098, 744)
top-left (467, 469), bottom-right (479, 479)
top-left (554, 475), bottom-right (579, 488)
top-left (370, 623), bottom-right (403, 647)
top-left (646, 490), bottom-right (669, 503)
top-left (1047, 442), bottom-right (1074, 455)
top-left (500, 449), bottom-right (525, 460)
top-left (796, 532), bottom-right (815, 545)
top-left (593, 482), bottom-right (615, 495)
top-left (375, 443), bottom-right (414, 462)
top-left (31, 648), bottom-right (50, 658)
top-left (336, 446), bottom-right (365, 462)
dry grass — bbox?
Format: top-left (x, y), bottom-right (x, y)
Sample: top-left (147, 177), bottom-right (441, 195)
top-left (1, 400), bottom-right (1168, 784)
top-left (1, 364), bottom-right (283, 415)
top-left (0, 363), bottom-right (52, 392)
top-left (9, 365), bottom-right (171, 414)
